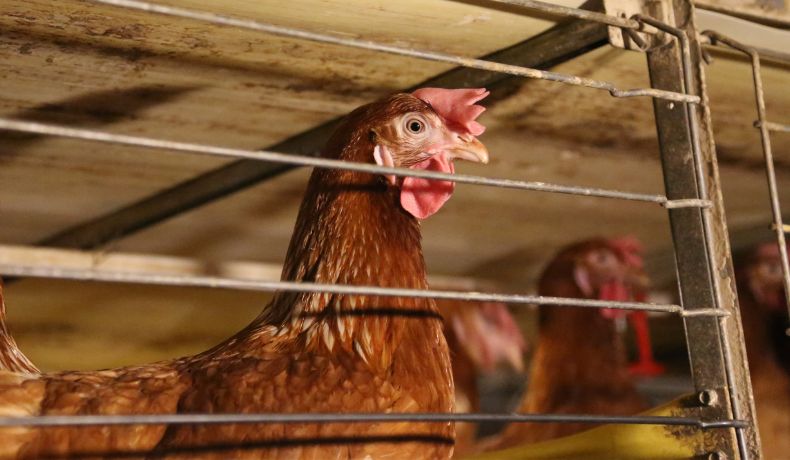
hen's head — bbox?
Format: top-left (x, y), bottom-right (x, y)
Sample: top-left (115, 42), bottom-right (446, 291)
top-left (540, 236), bottom-right (650, 319)
top-left (334, 88), bottom-right (489, 219)
top-left (741, 242), bottom-right (789, 313)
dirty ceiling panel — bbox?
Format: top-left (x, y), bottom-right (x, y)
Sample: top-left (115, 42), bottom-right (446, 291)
top-left (0, 0), bottom-right (553, 243)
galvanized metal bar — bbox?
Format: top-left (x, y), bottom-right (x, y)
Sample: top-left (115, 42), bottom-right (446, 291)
top-left (695, 1), bottom-right (790, 30)
top-left (479, 0), bottom-right (648, 30)
top-left (89, 0), bottom-right (696, 103)
top-left (702, 31), bottom-right (790, 332)
top-left (0, 412), bottom-right (745, 428)
top-left (0, 263), bottom-right (702, 315)
top-left (0, 118), bottom-right (709, 208)
top-left (762, 121), bottom-right (790, 133)
top-left (644, 2), bottom-right (761, 457)
top-left (36, 19), bottom-right (610, 251)
top-left (0, 243), bottom-right (479, 290)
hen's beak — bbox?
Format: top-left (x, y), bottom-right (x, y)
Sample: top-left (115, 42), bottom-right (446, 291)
top-left (447, 135), bottom-right (489, 164)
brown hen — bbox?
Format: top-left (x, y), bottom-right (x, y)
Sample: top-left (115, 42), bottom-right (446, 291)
top-left (0, 88), bottom-right (491, 459)
top-left (735, 242), bottom-right (790, 459)
top-left (483, 237), bottom-right (649, 449)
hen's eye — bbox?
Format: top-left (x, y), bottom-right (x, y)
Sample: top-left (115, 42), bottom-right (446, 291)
top-left (592, 250), bottom-right (615, 265)
top-left (406, 118), bottom-right (425, 134)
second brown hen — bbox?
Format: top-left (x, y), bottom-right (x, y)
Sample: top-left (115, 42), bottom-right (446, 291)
top-left (484, 237), bottom-right (650, 449)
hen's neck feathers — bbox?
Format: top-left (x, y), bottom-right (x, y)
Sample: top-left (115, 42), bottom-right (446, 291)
top-left (244, 104), bottom-right (438, 369)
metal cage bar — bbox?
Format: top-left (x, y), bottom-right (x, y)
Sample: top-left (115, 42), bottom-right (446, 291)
top-left (764, 121), bottom-right (790, 133)
top-left (643, 2), bottom-right (761, 457)
top-left (0, 118), bottom-right (708, 208)
top-left (0, 412), bottom-right (745, 428)
top-left (702, 30), bottom-right (790, 331)
top-left (0, 261), bottom-right (727, 317)
top-left (35, 18), bottom-right (611, 254)
top-left (0, 0), bottom-right (765, 458)
top-left (89, 0), bottom-right (697, 103)
top-left (470, 0), bottom-right (648, 30)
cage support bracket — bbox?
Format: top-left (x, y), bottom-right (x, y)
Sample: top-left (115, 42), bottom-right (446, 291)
top-left (603, 0), bottom-right (670, 50)
top-left (646, 0), bottom-right (761, 457)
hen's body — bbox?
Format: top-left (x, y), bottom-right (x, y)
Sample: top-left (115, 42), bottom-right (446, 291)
top-left (488, 240), bottom-right (647, 449)
top-left (0, 94), bottom-right (461, 459)
top-left (497, 308), bottom-right (645, 446)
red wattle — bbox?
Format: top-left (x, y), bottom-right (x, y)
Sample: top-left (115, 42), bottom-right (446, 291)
top-left (400, 154), bottom-right (455, 219)
top-left (599, 280), bottom-right (629, 319)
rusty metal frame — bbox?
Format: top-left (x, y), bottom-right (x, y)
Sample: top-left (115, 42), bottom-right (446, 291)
top-left (700, 31), bottom-right (790, 334)
top-left (642, 1), bottom-right (761, 457)
top-left (0, 1), bottom-right (768, 458)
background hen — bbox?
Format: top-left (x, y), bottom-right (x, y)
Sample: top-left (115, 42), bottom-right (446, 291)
top-left (734, 242), bottom-right (790, 459)
top-left (435, 298), bottom-right (525, 456)
top-left (484, 237), bottom-right (650, 449)
top-left (0, 88), bottom-right (490, 459)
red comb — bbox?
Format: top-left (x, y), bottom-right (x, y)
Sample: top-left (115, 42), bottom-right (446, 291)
top-left (609, 236), bottom-right (644, 269)
top-left (412, 87), bottom-right (489, 136)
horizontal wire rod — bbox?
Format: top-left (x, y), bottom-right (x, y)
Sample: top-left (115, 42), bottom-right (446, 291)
top-left (88, 0), bottom-right (697, 103)
top-left (0, 263), bottom-right (717, 316)
top-left (0, 412), bottom-right (747, 429)
top-left (483, 0), bottom-right (645, 30)
top-left (0, 243), bottom-right (482, 291)
top-left (761, 121), bottom-right (790, 133)
top-left (0, 118), bottom-right (710, 209)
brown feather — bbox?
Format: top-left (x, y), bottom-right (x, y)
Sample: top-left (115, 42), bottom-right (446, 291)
top-left (484, 239), bottom-right (647, 450)
top-left (0, 281), bottom-right (37, 374)
top-left (0, 93), bottom-right (457, 459)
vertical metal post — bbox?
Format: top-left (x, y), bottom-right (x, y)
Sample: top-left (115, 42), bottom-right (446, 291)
top-left (646, 0), bottom-right (761, 458)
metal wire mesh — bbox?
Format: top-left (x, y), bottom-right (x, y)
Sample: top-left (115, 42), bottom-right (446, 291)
top-left (702, 31), bottom-right (790, 334)
top-left (0, 118), bottom-right (707, 208)
top-left (0, 412), bottom-right (746, 429)
top-left (0, 262), bottom-right (727, 317)
top-left (0, 1), bottom-right (767, 458)
top-left (90, 0), bottom-right (697, 103)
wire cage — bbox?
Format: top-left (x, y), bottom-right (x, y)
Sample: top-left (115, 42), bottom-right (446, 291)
top-left (0, 0), bottom-right (788, 458)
